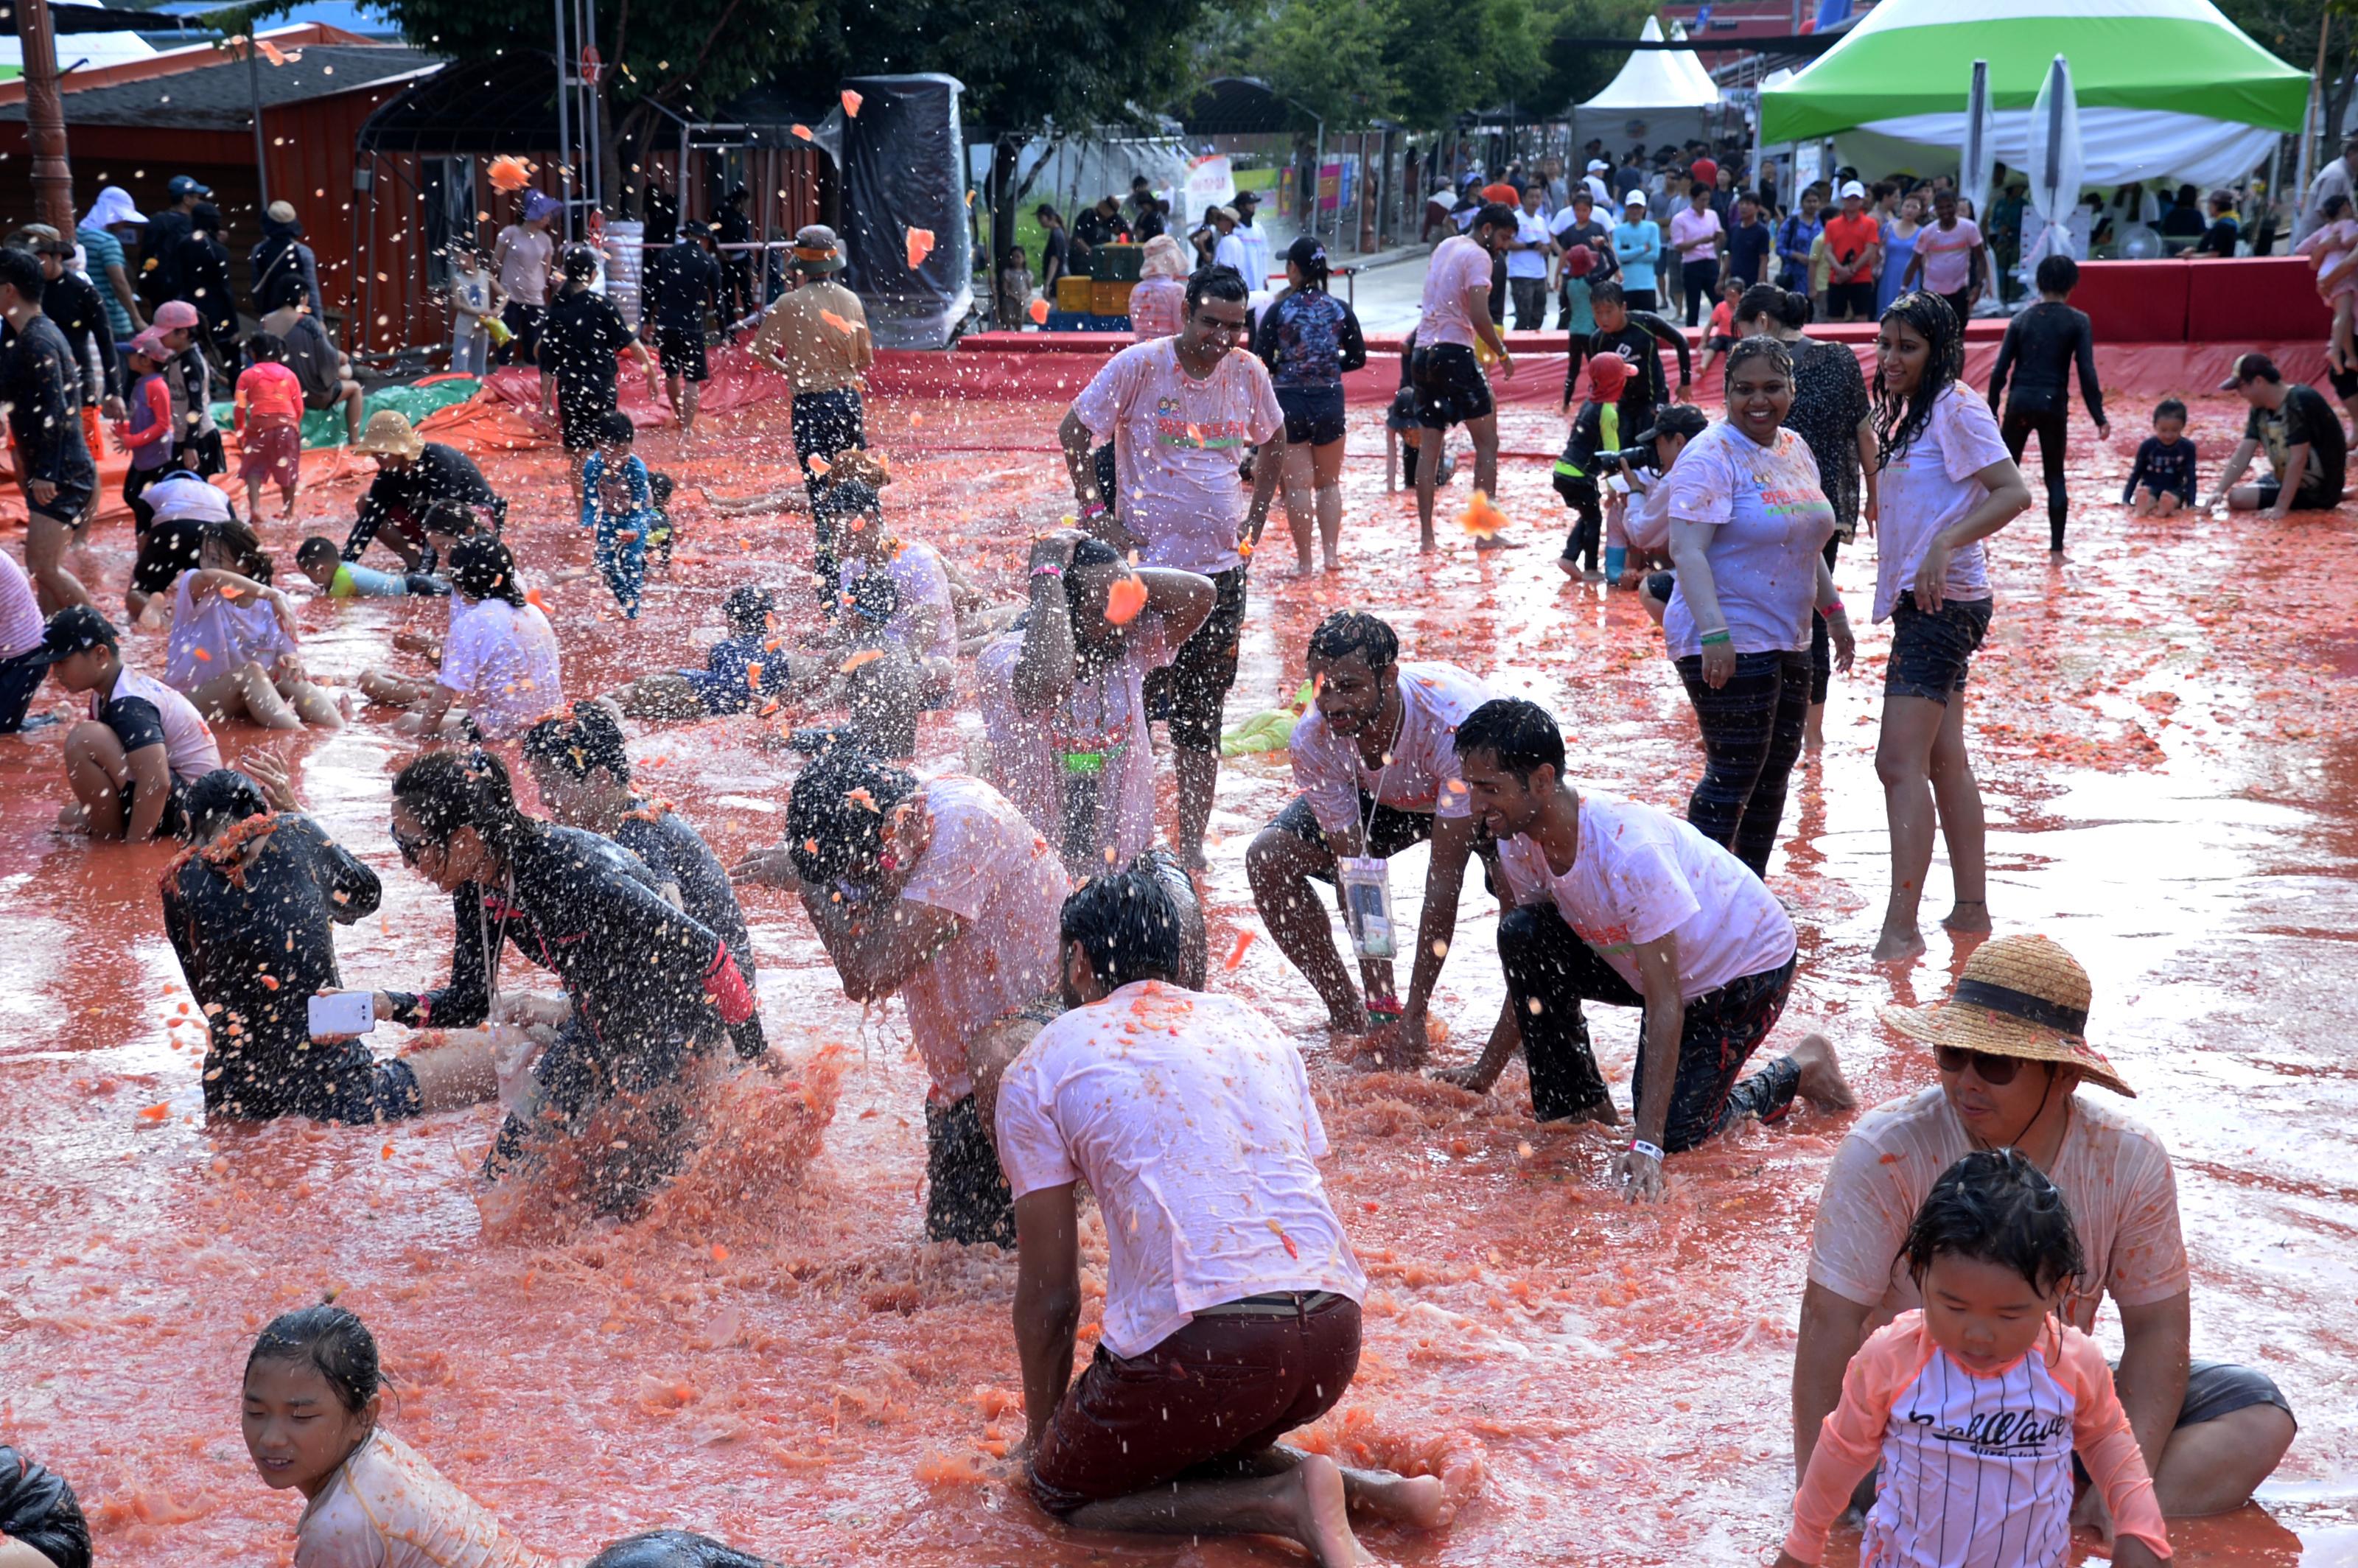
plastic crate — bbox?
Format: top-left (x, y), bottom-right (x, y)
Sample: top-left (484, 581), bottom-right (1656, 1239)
top-left (1091, 280), bottom-right (1136, 316)
top-left (1055, 275), bottom-right (1096, 312)
top-left (1091, 243), bottom-right (1144, 282)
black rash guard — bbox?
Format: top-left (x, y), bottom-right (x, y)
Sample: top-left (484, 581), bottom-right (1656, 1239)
top-left (613, 799), bottom-right (757, 990)
top-left (1565, 310), bottom-right (1693, 428)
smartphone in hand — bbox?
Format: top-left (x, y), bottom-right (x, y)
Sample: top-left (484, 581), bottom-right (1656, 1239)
top-left (308, 992), bottom-right (375, 1039)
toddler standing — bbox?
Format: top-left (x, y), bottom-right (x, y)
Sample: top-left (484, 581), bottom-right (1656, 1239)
top-left (580, 410), bottom-right (655, 619)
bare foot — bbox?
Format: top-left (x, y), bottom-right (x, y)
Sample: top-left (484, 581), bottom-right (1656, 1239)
top-left (1347, 1470), bottom-right (1449, 1530)
top-left (1472, 535), bottom-right (1524, 551)
top-left (1285, 1455), bottom-right (1374, 1567)
top-left (1322, 554), bottom-right (1343, 572)
top-left (1418, 533), bottom-right (1438, 553)
top-left (1555, 556), bottom-right (1579, 578)
top-left (1940, 898), bottom-right (1992, 934)
top-left (1788, 1032), bottom-right (1856, 1111)
top-left (1802, 704), bottom-right (1826, 750)
top-left (1870, 924), bottom-right (1927, 963)
top-left (1429, 1064), bottom-right (1495, 1092)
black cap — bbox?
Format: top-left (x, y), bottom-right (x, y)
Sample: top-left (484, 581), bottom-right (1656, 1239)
top-left (1234, 189), bottom-right (1261, 206)
top-left (1636, 405), bottom-right (1711, 444)
top-left (35, 604), bottom-right (117, 663)
top-left (1284, 234), bottom-right (1328, 273)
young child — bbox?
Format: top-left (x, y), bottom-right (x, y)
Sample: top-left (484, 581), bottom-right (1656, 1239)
top-left (998, 243), bottom-right (1034, 329)
top-left (609, 583), bottom-right (786, 720)
top-left (234, 331), bottom-right (307, 522)
top-left (295, 536), bottom-right (447, 598)
top-left (2295, 192), bottom-right (2358, 373)
top-left (1694, 277), bottom-right (1743, 384)
top-left (115, 329), bottom-right (179, 535)
top-left (1552, 353), bottom-right (1631, 580)
top-left (1777, 1149), bottom-right (2169, 1568)
top-left (243, 1306), bottom-right (772, 1568)
top-left (643, 470), bottom-right (678, 570)
top-left (2121, 398), bottom-right (2198, 518)
top-left (579, 411), bottom-right (656, 619)
top-left (446, 239), bottom-right (507, 378)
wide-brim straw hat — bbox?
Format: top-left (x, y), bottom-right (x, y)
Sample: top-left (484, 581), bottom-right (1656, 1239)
top-left (351, 410), bottom-right (425, 461)
top-left (1879, 933), bottom-right (2135, 1096)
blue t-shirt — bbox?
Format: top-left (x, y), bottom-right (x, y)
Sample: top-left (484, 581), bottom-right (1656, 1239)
top-left (1613, 220), bottom-right (1662, 293)
top-left (1727, 220), bottom-right (1772, 287)
top-left (679, 631), bottom-right (786, 714)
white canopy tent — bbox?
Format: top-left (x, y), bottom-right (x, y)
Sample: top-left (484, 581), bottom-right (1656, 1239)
top-left (1574, 17), bottom-right (1725, 155)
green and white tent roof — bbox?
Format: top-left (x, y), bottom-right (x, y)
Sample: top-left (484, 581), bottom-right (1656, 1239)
top-left (1759, 0), bottom-right (2306, 186)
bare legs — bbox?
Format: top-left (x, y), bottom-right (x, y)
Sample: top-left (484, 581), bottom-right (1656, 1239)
top-left (1247, 825), bottom-right (1368, 1032)
top-left (2150, 1404), bottom-right (2297, 1516)
top-left (399, 1030), bottom-right (503, 1112)
top-left (1175, 746), bottom-right (1218, 873)
top-left (1278, 439), bottom-right (1348, 571)
top-left (1414, 413), bottom-right (1499, 551)
top-left (1872, 690), bottom-right (1987, 962)
top-left (186, 660), bottom-right (344, 732)
top-left (666, 374), bottom-right (701, 436)
top-left (609, 672), bottom-right (709, 721)
top-left (60, 721), bottom-right (131, 837)
top-left (24, 512), bottom-right (93, 615)
top-left (1063, 1448), bottom-right (1445, 1568)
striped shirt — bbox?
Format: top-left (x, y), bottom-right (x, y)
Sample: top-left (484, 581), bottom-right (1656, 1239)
top-left (0, 551), bottom-right (42, 659)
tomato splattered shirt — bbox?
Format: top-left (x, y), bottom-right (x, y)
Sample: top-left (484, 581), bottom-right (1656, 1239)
top-left (995, 981), bottom-right (1367, 1357)
top-left (295, 1429), bottom-right (539, 1568)
top-left (1070, 338), bottom-right (1284, 576)
top-left (1494, 791), bottom-right (1796, 998)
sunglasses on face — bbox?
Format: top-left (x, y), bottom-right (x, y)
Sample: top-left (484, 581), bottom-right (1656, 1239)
top-left (391, 826), bottom-right (441, 868)
top-left (1935, 1044), bottom-right (2024, 1085)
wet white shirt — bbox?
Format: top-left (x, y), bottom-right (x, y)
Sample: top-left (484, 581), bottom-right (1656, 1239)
top-left (1287, 661), bottom-right (1493, 836)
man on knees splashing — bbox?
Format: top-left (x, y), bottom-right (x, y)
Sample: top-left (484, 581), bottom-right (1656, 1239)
top-left (732, 748), bottom-right (1068, 1245)
top-left (1247, 612), bottom-right (1502, 1065)
top-left (966, 866), bottom-right (1449, 1566)
top-left (1793, 934), bottom-right (2298, 1527)
top-left (1058, 265), bottom-right (1285, 870)
top-left (1441, 698), bottom-right (1854, 1200)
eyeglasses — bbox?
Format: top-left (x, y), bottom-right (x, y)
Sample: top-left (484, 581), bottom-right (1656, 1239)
top-left (1934, 1044), bottom-right (2023, 1085)
top-left (391, 826), bottom-right (440, 868)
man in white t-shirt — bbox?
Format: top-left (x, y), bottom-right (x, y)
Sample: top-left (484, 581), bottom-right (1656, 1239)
top-left (974, 864), bottom-right (1444, 1559)
top-left (1506, 185), bottom-right (1556, 331)
top-left (1795, 935), bottom-right (2296, 1524)
top-left (0, 549), bottom-right (53, 732)
top-left (734, 748), bottom-right (1068, 1245)
top-left (977, 529), bottom-right (1212, 880)
top-left (41, 604), bottom-right (221, 840)
top-left (1059, 267), bottom-right (1284, 870)
top-left (1248, 612), bottom-right (1499, 1062)
top-left (1410, 203), bottom-right (1518, 551)
top-left (1441, 697), bottom-right (1852, 1201)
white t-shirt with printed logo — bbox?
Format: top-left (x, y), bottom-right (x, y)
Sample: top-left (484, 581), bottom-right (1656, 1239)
top-left (1495, 791), bottom-right (1796, 999)
top-left (1418, 234), bottom-right (1497, 349)
top-left (1288, 661), bottom-right (1494, 835)
top-left (890, 773), bottom-right (1069, 1103)
top-left (995, 981), bottom-right (1367, 1358)
top-left (1873, 382), bottom-right (2012, 622)
top-left (1659, 421), bottom-right (1837, 657)
top-left (1071, 339), bottom-right (1284, 577)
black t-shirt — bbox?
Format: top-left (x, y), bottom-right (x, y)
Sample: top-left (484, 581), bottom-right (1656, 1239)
top-left (642, 242), bottom-right (721, 335)
top-left (1073, 209), bottom-right (1123, 251)
top-left (102, 693), bottom-right (169, 755)
top-left (1039, 225), bottom-right (1071, 279)
top-left (537, 288), bottom-right (634, 399)
top-left (1567, 312), bottom-right (1692, 423)
top-left (141, 209), bottom-right (193, 304)
top-left (2246, 383), bottom-right (2347, 505)
top-left (2198, 218), bottom-right (2240, 257)
top-left (1, 315), bottom-right (96, 486)
top-left (10, 272), bottom-right (120, 401)
top-left (615, 802), bottom-right (755, 989)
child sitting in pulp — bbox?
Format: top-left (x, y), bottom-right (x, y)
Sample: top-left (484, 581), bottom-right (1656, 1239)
top-left (580, 411), bottom-right (656, 619)
top-left (607, 584), bottom-right (788, 720)
top-left (1777, 1149), bottom-right (2169, 1568)
top-left (2121, 398), bottom-right (2198, 518)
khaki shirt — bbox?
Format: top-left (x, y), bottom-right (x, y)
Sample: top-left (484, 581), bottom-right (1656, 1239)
top-left (749, 279), bottom-right (873, 395)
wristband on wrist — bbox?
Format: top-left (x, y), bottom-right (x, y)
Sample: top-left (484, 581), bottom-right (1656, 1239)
top-left (1698, 629), bottom-right (1732, 646)
top-left (1079, 500), bottom-right (1108, 519)
top-left (1030, 563), bottom-right (1063, 578)
top-left (1821, 595), bottom-right (1846, 616)
top-left (1629, 1139), bottom-right (1665, 1163)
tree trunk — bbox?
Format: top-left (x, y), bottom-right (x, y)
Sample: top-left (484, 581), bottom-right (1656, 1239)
top-left (19, 0), bottom-right (74, 235)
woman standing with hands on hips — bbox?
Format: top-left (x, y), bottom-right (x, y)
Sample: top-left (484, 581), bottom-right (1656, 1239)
top-left (1658, 336), bottom-right (1851, 878)
top-left (1867, 292), bottom-right (2032, 962)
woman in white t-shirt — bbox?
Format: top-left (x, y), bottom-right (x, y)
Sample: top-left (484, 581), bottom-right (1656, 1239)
top-left (1659, 337), bottom-right (1850, 878)
top-left (393, 536), bottom-right (562, 740)
top-left (1867, 293), bottom-right (2032, 962)
top-left (165, 521), bottom-right (343, 731)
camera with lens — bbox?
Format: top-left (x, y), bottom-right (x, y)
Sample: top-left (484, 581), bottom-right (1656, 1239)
top-left (1595, 444), bottom-right (1657, 476)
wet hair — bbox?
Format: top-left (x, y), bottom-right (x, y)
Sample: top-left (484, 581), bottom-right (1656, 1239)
top-left (1304, 609), bottom-right (1399, 671)
top-left (296, 536), bottom-right (340, 570)
top-left (648, 472), bottom-right (674, 511)
top-left (1873, 291), bottom-right (1966, 471)
top-left (814, 478), bottom-right (881, 520)
top-left (722, 584), bottom-right (776, 634)
top-left (1588, 280), bottom-right (1627, 309)
top-left (561, 242), bottom-right (601, 281)
top-left (203, 519), bottom-right (274, 585)
top-left (1060, 861), bottom-right (1185, 992)
top-left (1733, 282), bottom-right (1793, 333)
top-left (246, 1305), bottom-right (382, 1417)
top-left (2033, 253), bottom-right (2079, 295)
top-left (262, 268), bottom-right (309, 314)
top-left (0, 244), bottom-right (46, 304)
top-left (522, 700), bottom-right (632, 785)
top-left (0, 1447), bottom-right (91, 1568)
top-left (183, 769), bottom-right (270, 841)
top-left (1452, 696), bottom-right (1566, 785)
top-left (246, 329), bottom-right (287, 364)
top-left (1063, 536), bottom-right (1125, 621)
top-left (1284, 234), bottom-right (1329, 290)
top-left (1184, 266), bottom-right (1249, 314)
top-left (2153, 398), bottom-right (2187, 424)
top-left (1901, 1149), bottom-right (2085, 1298)
top-left (582, 1530), bottom-right (775, 1568)
top-left (391, 747), bottom-right (542, 858)
top-left (447, 536), bottom-right (525, 606)
top-left (595, 410), bottom-right (635, 446)
top-left (420, 500), bottom-right (483, 542)
top-left (785, 746), bottom-right (920, 885)
top-left (1472, 201), bottom-right (1518, 234)
top-left (1723, 334), bottom-right (1793, 383)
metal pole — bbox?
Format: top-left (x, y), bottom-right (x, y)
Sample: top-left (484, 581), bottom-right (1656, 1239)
top-left (580, 0), bottom-right (602, 217)
top-left (553, 0), bottom-right (573, 243)
top-left (248, 38), bottom-right (272, 210)
top-left (19, 0), bottom-right (75, 235)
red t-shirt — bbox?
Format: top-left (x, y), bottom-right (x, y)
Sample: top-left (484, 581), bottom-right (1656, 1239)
top-left (235, 362), bottom-right (305, 429)
top-left (1822, 213), bottom-right (1881, 284)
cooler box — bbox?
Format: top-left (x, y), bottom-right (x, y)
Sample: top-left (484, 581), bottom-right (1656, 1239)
top-left (1055, 274), bottom-right (1095, 312)
top-left (1091, 280), bottom-right (1136, 316)
top-left (1091, 243), bottom-right (1144, 282)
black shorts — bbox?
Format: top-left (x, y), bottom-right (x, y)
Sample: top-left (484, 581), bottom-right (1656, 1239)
top-left (1276, 383), bottom-right (1346, 446)
top-left (1409, 342), bottom-right (1493, 430)
top-left (175, 430), bottom-right (226, 479)
top-left (26, 475), bottom-right (94, 525)
top-left (2332, 364), bottom-right (2358, 401)
top-left (653, 325), bottom-right (709, 382)
top-left (2070, 1360), bottom-right (2294, 1488)
top-left (1827, 280), bottom-right (1877, 319)
top-left (0, 645), bottom-right (48, 733)
top-left (926, 1094), bottom-right (1015, 1246)
top-left (131, 515), bottom-right (207, 595)
top-left (556, 388), bottom-right (617, 452)
top-left (1884, 592), bottom-right (1993, 704)
top-left (121, 775), bottom-right (192, 839)
top-left (1270, 794), bottom-right (1499, 894)
top-left (1706, 334), bottom-right (1735, 353)
top-left (1142, 564), bottom-right (1246, 752)
top-left (2252, 477), bottom-right (2343, 512)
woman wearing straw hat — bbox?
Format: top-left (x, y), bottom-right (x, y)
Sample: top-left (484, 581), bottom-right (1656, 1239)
top-left (341, 410), bottom-right (508, 572)
top-left (1792, 934), bottom-right (2298, 1527)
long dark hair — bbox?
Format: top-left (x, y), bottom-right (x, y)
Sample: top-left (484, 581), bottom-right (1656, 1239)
top-left (447, 536), bottom-right (525, 606)
top-left (391, 747), bottom-right (543, 860)
top-left (204, 519), bottom-right (273, 585)
top-left (246, 1305), bottom-right (382, 1416)
top-left (1872, 290), bottom-right (1965, 471)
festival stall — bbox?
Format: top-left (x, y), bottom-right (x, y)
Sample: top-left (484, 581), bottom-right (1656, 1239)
top-left (1756, 0), bottom-right (2307, 188)
top-left (1573, 17), bottom-right (1724, 153)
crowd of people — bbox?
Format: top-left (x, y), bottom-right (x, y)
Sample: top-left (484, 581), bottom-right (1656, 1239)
top-left (0, 138), bottom-right (2326, 1568)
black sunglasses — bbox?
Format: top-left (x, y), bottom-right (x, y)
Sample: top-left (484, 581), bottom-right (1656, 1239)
top-left (391, 825), bottom-right (440, 867)
top-left (1934, 1044), bottom-right (2024, 1085)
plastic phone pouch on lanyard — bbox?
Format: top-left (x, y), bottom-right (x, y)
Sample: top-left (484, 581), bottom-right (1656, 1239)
top-left (1336, 855), bottom-right (1398, 960)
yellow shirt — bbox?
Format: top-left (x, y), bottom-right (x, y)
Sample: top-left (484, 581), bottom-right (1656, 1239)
top-left (748, 279), bottom-right (874, 395)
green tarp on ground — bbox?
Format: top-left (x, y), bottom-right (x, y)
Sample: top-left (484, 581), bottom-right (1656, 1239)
top-left (210, 376), bottom-right (482, 450)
